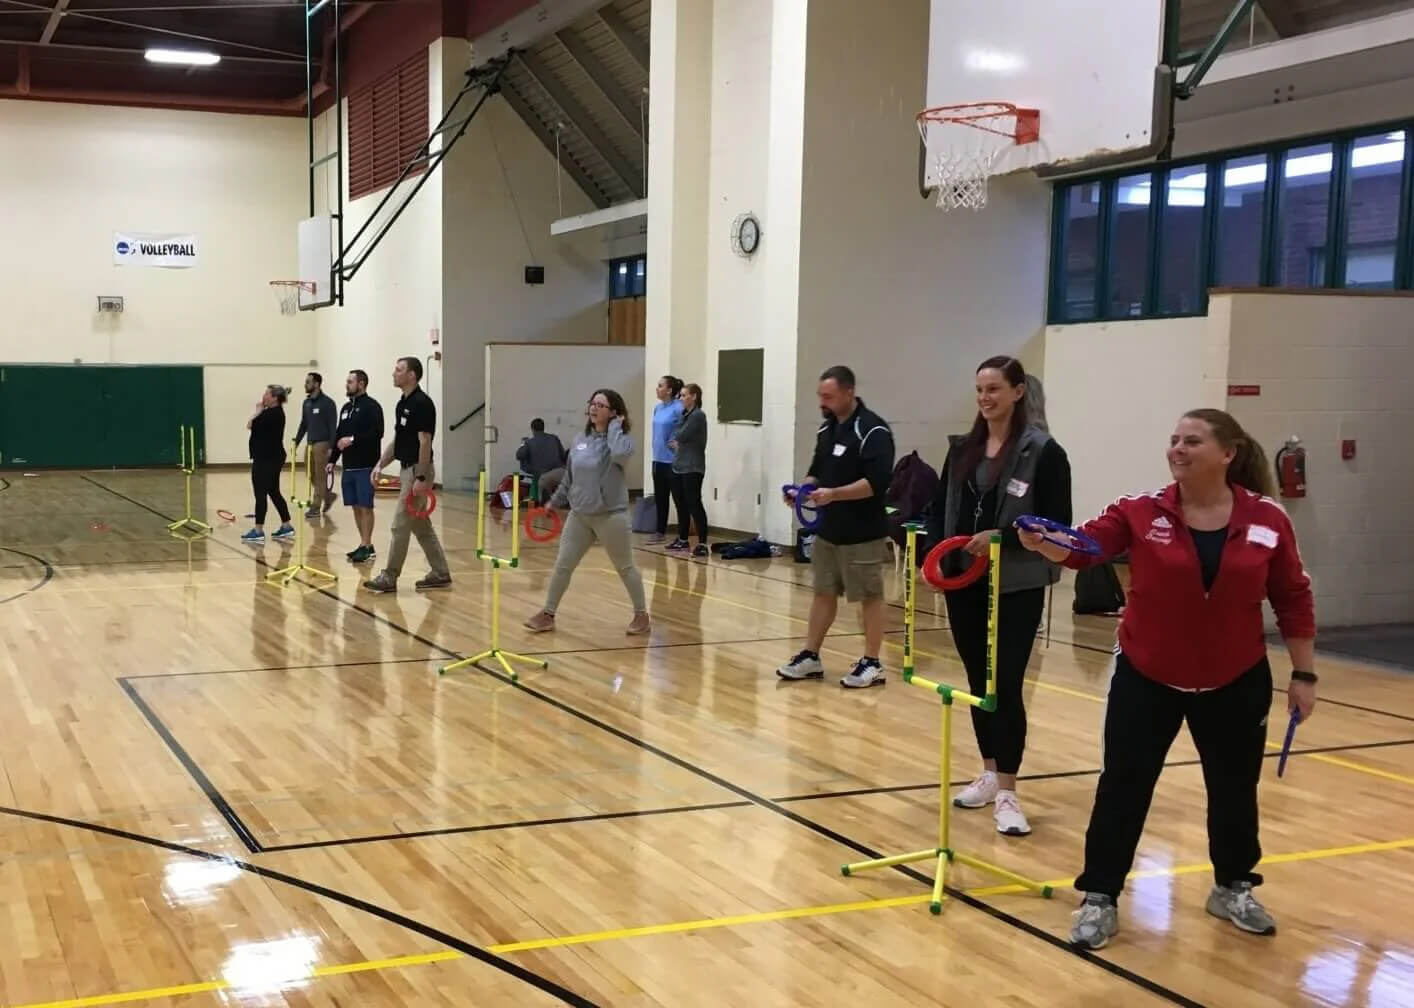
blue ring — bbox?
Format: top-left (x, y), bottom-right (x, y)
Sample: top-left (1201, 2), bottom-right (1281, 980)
top-left (1014, 514), bottom-right (1103, 556)
top-left (782, 483), bottom-right (821, 531)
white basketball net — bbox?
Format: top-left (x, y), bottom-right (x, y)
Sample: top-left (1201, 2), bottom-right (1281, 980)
top-left (917, 103), bottom-right (1033, 212)
top-left (270, 281), bottom-right (311, 316)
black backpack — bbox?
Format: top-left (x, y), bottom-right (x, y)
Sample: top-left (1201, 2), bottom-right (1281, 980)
top-left (1073, 562), bottom-right (1126, 615)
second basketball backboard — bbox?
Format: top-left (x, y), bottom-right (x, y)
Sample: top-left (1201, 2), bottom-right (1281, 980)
top-left (923, 0), bottom-right (1172, 184)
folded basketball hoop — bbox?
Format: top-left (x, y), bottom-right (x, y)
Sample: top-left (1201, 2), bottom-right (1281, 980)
top-left (269, 280), bottom-right (315, 315)
top-left (917, 102), bottom-right (1040, 211)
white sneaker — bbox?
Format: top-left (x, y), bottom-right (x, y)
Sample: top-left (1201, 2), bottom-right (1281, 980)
top-left (953, 770), bottom-right (999, 809)
top-left (994, 790), bottom-right (1031, 836)
top-left (776, 650), bottom-right (824, 680)
top-left (840, 658), bottom-right (885, 689)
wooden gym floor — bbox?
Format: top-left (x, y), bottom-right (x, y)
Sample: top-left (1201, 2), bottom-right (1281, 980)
top-left (1, 469), bottom-right (1412, 1008)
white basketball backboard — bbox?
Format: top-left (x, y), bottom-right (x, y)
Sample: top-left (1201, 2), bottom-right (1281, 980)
top-left (924, 0), bottom-right (1171, 183)
top-left (297, 214), bottom-right (335, 310)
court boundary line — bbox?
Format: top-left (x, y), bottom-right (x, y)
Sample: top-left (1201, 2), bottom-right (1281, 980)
top-left (14, 833), bottom-right (1414, 1008)
top-left (0, 545), bottom-right (54, 605)
top-left (0, 804), bottom-right (596, 1008)
top-left (61, 476), bottom-right (1361, 1007)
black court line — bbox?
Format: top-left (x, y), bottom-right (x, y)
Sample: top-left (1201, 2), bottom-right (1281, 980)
top-left (0, 805), bottom-right (596, 1007)
top-left (0, 546), bottom-right (55, 605)
top-left (72, 479), bottom-right (1230, 1003)
top-left (122, 656), bottom-right (439, 680)
top-left (118, 678), bottom-right (264, 854)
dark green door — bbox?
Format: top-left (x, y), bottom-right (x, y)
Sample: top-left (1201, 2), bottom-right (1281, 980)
top-left (0, 365), bottom-right (204, 469)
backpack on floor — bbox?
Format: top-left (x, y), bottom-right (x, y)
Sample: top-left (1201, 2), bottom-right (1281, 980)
top-left (1073, 562), bottom-right (1126, 615)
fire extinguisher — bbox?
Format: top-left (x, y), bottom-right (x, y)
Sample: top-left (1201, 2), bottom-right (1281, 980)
top-left (1275, 435), bottom-right (1306, 499)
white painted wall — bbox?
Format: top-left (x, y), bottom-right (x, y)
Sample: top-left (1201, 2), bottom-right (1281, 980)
top-left (0, 98), bottom-right (315, 463)
top-left (1221, 291), bottom-right (1414, 628)
top-left (1044, 314), bottom-right (1231, 524)
top-left (440, 37), bottom-right (611, 490)
top-left (796, 0), bottom-right (1051, 490)
top-left (484, 343), bottom-right (645, 489)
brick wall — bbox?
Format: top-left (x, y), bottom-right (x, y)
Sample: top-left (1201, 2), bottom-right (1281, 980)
top-left (1222, 290), bottom-right (1414, 629)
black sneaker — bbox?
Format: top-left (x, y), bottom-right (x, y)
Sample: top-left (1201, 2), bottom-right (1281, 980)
top-left (348, 545), bottom-right (375, 563)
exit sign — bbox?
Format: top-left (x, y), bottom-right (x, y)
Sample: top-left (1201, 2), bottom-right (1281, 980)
top-left (1228, 384), bottom-right (1261, 396)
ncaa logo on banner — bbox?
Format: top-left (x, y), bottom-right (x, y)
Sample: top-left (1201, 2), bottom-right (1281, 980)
top-left (113, 231), bottom-right (199, 269)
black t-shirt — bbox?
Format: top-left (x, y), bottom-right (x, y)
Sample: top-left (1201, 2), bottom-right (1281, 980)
top-left (248, 406), bottom-right (286, 462)
top-left (394, 387), bottom-right (436, 466)
top-left (1190, 526), bottom-right (1227, 592)
top-left (805, 399), bottom-right (895, 545)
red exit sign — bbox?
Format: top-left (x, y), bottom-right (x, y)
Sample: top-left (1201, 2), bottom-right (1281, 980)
top-left (1228, 384), bottom-right (1261, 396)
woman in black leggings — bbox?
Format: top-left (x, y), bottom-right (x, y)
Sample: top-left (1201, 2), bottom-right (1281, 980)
top-left (924, 356), bottom-right (1071, 837)
top-left (649, 375), bottom-right (685, 543)
top-left (241, 384), bottom-right (295, 544)
top-left (667, 383), bottom-right (709, 558)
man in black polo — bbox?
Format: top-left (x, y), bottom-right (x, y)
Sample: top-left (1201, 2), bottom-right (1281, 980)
top-left (293, 371), bottom-right (338, 518)
top-left (326, 369), bottom-right (384, 564)
top-left (364, 356), bottom-right (451, 593)
top-left (777, 365), bottom-right (895, 689)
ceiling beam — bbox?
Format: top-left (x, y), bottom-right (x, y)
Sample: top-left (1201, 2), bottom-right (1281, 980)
top-left (596, 6), bottom-right (646, 75)
top-left (554, 28), bottom-right (643, 142)
top-left (0, 35), bottom-right (305, 66)
top-left (16, 43), bottom-right (29, 92)
top-left (500, 82), bottom-right (610, 210)
top-left (1255, 0), bottom-right (1301, 38)
top-left (38, 0), bottom-right (69, 45)
top-left (516, 48), bottom-right (643, 198)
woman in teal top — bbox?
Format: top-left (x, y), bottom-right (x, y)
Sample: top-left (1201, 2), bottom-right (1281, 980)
top-left (650, 375), bottom-right (684, 543)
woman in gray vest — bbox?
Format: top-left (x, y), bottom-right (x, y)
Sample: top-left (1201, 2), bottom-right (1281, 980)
top-left (666, 382), bottom-right (709, 557)
top-left (523, 388), bottom-right (650, 636)
top-left (924, 356), bottom-right (1072, 838)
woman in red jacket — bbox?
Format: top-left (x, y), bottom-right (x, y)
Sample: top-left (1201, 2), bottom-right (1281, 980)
top-left (1018, 408), bottom-right (1316, 950)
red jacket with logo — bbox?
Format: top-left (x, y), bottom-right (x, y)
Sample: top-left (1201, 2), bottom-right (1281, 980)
top-left (1065, 483), bottom-right (1315, 690)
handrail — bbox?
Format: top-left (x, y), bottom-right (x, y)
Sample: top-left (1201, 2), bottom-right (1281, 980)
top-left (450, 402), bottom-right (485, 432)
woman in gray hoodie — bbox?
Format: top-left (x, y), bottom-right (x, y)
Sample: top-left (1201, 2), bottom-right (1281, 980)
top-left (523, 387), bottom-right (650, 635)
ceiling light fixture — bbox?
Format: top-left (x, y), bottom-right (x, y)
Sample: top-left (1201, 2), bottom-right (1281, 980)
top-left (144, 48), bottom-right (221, 67)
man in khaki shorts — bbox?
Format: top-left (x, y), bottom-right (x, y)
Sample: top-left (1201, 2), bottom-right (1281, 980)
top-left (777, 365), bottom-right (895, 689)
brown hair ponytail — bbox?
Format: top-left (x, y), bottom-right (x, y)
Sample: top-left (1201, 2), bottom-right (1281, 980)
top-left (1182, 408), bottom-right (1275, 498)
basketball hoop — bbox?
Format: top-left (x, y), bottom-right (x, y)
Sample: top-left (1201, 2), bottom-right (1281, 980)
top-left (269, 280), bottom-right (315, 315)
top-left (917, 102), bottom-right (1040, 211)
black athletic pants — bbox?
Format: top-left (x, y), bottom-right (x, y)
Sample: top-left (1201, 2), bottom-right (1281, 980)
top-left (943, 581), bottom-right (1045, 776)
top-left (652, 461), bottom-right (676, 535)
top-left (1075, 653), bottom-right (1271, 901)
top-left (251, 458), bottom-right (291, 527)
top-left (676, 472), bottom-right (708, 543)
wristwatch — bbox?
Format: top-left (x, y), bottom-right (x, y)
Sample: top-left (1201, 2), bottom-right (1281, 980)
top-left (1291, 670), bottom-right (1318, 684)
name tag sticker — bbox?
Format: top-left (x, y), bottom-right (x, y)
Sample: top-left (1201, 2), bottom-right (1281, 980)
top-left (399, 417), bottom-right (407, 426)
top-left (832, 443), bottom-right (846, 457)
top-left (1006, 478), bottom-right (1030, 497)
top-left (1247, 524), bottom-right (1278, 548)
top-left (312, 408), bottom-right (320, 414)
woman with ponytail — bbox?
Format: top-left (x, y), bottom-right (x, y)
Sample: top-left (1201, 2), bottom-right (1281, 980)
top-left (1018, 409), bottom-right (1315, 951)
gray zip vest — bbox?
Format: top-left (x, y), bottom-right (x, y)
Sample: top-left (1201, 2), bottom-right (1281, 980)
top-left (942, 425), bottom-right (1060, 594)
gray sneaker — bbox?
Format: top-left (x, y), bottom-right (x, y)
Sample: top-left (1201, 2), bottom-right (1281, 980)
top-left (1070, 893), bottom-right (1119, 950)
top-left (415, 571), bottom-right (452, 590)
top-left (776, 650), bottom-right (824, 680)
top-left (363, 571), bottom-right (397, 593)
top-left (1206, 881), bottom-right (1276, 935)
top-left (840, 658), bottom-right (885, 689)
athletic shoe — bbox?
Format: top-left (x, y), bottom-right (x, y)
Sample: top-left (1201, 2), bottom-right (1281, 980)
top-left (363, 572), bottom-right (397, 593)
top-left (953, 770), bottom-right (999, 809)
top-left (523, 610), bottom-right (555, 633)
top-left (692, 544), bottom-right (709, 558)
top-left (776, 650), bottom-right (823, 680)
top-left (415, 572), bottom-right (452, 590)
top-left (993, 790), bottom-right (1031, 836)
top-left (348, 545), bottom-right (374, 563)
top-left (840, 658), bottom-right (885, 689)
top-left (626, 611), bottom-right (651, 635)
top-left (1070, 893), bottom-right (1119, 949)
top-left (240, 528), bottom-right (264, 542)
top-left (271, 525), bottom-right (295, 541)
top-left (1206, 882), bottom-right (1276, 935)
top-left (665, 538), bottom-right (690, 551)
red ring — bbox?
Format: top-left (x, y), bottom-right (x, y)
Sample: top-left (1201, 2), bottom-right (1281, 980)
top-left (216, 509), bottom-right (236, 522)
top-left (921, 535), bottom-right (989, 591)
top-left (405, 487), bottom-right (437, 520)
top-left (523, 506), bottom-right (562, 542)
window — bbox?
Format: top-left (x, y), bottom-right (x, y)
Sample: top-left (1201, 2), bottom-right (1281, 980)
top-left (1215, 153), bottom-right (1267, 287)
top-left (1055, 183), bottom-right (1101, 320)
top-left (1107, 173), bottom-right (1153, 317)
top-left (1342, 131), bottom-right (1404, 288)
top-left (608, 255), bottom-right (646, 299)
top-left (1277, 142), bottom-right (1334, 288)
top-left (348, 51), bottom-right (429, 201)
top-left (1159, 165), bottom-right (1208, 314)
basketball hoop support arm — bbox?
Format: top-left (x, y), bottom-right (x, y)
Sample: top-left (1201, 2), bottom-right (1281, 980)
top-left (1174, 0), bottom-right (1257, 99)
top-left (333, 55), bottom-right (513, 284)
